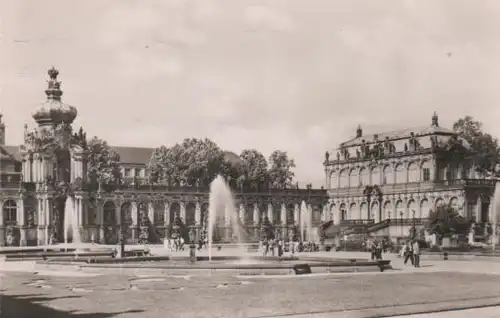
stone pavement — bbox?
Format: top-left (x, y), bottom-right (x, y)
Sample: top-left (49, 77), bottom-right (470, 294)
top-left (395, 306), bottom-right (500, 318)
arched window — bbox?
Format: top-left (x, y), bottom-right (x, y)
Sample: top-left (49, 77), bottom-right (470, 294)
top-left (349, 203), bottom-right (357, 220)
top-left (3, 200), bottom-right (17, 225)
top-left (339, 169), bottom-right (349, 188)
top-left (395, 200), bottom-right (404, 219)
top-left (407, 200), bottom-right (417, 219)
top-left (359, 168), bottom-right (369, 186)
top-left (286, 204), bottom-right (295, 225)
top-left (408, 162), bottom-right (419, 183)
top-left (370, 166), bottom-right (380, 185)
top-left (383, 201), bottom-right (392, 220)
top-left (394, 163), bottom-right (405, 184)
top-left (169, 202), bottom-right (180, 225)
top-left (273, 203), bottom-right (281, 225)
top-left (103, 201), bottom-right (116, 225)
top-left (349, 168), bottom-right (359, 188)
top-left (420, 199), bottom-right (431, 218)
top-left (154, 201), bottom-right (165, 225)
top-left (200, 203), bottom-right (209, 228)
top-left (121, 202), bottom-right (132, 226)
top-left (383, 165), bottom-right (393, 185)
top-left (340, 203), bottom-right (346, 221)
top-left (421, 160), bottom-right (432, 182)
top-left (330, 170), bottom-right (338, 189)
top-left (185, 203), bottom-right (196, 226)
top-left (360, 202), bottom-right (368, 220)
top-left (245, 204), bottom-right (254, 225)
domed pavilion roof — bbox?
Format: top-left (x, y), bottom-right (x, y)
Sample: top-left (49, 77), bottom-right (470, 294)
top-left (32, 67), bottom-right (77, 126)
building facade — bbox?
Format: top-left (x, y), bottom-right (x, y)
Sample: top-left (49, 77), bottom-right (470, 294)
top-left (0, 68), bottom-right (328, 247)
top-left (324, 114), bottom-right (497, 238)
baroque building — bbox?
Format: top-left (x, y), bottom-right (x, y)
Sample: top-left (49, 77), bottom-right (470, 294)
top-left (324, 114), bottom-right (497, 238)
top-left (0, 68), bottom-right (327, 247)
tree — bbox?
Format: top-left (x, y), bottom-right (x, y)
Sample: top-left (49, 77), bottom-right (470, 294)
top-left (425, 204), bottom-right (469, 237)
top-left (147, 138), bottom-right (238, 188)
top-left (239, 149), bottom-right (269, 190)
top-left (267, 150), bottom-right (296, 189)
top-left (453, 116), bottom-right (500, 176)
top-left (87, 137), bottom-right (122, 191)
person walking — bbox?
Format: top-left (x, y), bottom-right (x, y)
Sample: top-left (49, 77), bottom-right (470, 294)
top-left (412, 239), bottom-right (421, 268)
top-left (403, 240), bottom-right (414, 266)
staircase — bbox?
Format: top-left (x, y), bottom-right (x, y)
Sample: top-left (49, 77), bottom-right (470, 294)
top-left (366, 219), bottom-right (391, 234)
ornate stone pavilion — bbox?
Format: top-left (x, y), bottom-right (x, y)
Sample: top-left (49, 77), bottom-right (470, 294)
top-left (323, 114), bottom-right (497, 238)
top-left (0, 68), bottom-right (327, 246)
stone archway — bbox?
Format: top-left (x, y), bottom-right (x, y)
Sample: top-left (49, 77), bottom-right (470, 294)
top-left (103, 201), bottom-right (117, 244)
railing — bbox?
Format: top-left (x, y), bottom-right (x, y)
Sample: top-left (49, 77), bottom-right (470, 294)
top-left (331, 179), bottom-right (495, 197)
top-left (119, 180), bottom-right (328, 197)
top-left (340, 219), bottom-right (375, 226)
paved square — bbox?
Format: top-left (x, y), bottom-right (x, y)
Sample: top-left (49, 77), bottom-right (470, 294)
top-left (1, 265), bottom-right (500, 318)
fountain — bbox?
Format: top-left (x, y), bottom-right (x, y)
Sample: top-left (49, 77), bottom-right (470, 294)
top-left (300, 201), bottom-right (310, 242)
top-left (63, 196), bottom-right (82, 247)
top-left (207, 175), bottom-right (244, 261)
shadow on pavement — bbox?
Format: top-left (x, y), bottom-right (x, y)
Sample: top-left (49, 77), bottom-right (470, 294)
top-left (0, 293), bottom-right (144, 318)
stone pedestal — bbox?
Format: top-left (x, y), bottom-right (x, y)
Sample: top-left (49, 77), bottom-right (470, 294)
top-left (20, 227), bottom-right (28, 246)
top-left (99, 226), bottom-right (105, 244)
top-left (37, 226), bottom-right (45, 246)
top-left (0, 226), bottom-right (4, 246)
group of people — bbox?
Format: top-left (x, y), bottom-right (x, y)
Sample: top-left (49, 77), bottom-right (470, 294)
top-left (165, 237), bottom-right (185, 252)
top-left (262, 238), bottom-right (285, 257)
top-left (400, 239), bottom-right (421, 267)
top-left (369, 241), bottom-right (384, 260)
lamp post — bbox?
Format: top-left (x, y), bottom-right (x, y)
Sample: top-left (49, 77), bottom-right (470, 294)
top-left (412, 209), bottom-right (416, 239)
top-left (189, 227), bottom-right (196, 263)
top-left (400, 211), bottom-right (403, 238)
top-left (117, 207), bottom-right (125, 258)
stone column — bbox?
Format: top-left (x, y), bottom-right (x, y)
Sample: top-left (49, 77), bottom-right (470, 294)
top-left (37, 198), bottom-right (44, 246)
top-left (0, 199), bottom-right (4, 246)
top-left (267, 203), bottom-right (273, 223)
top-left (164, 202), bottom-right (170, 226)
top-left (180, 202), bottom-right (186, 222)
top-left (476, 196), bottom-right (482, 222)
top-left (164, 201), bottom-right (170, 239)
top-left (131, 201), bottom-right (138, 243)
top-left (294, 203), bottom-right (300, 225)
top-left (18, 198), bottom-right (27, 246)
top-left (253, 203), bottom-right (260, 239)
top-left (195, 201), bottom-right (201, 241)
top-left (98, 201), bottom-right (105, 244)
top-left (148, 201), bottom-right (155, 224)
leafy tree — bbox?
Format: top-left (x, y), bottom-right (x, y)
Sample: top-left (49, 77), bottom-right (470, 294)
top-left (267, 150), bottom-right (296, 189)
top-left (86, 137), bottom-right (122, 191)
top-left (239, 149), bottom-right (269, 190)
top-left (147, 138), bottom-right (239, 188)
top-left (425, 204), bottom-right (469, 237)
top-left (453, 116), bottom-right (500, 176)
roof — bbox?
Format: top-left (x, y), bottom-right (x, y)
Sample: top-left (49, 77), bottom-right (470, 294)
top-left (340, 125), bottom-right (458, 148)
top-left (2, 145), bottom-right (21, 161)
top-left (110, 147), bottom-right (244, 166)
top-left (112, 146), bottom-right (154, 165)
top-left (2, 144), bottom-right (243, 166)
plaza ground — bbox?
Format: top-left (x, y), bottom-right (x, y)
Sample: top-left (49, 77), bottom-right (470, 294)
top-left (1, 248), bottom-right (500, 318)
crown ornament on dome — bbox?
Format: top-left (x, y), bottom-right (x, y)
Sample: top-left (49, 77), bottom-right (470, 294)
top-left (45, 66), bottom-right (63, 101)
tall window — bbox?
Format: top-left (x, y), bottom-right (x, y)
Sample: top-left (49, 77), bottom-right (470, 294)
top-left (3, 200), bottom-right (17, 225)
top-left (423, 168), bottom-right (430, 181)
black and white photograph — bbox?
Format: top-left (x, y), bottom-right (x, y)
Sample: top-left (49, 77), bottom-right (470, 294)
top-left (0, 1), bottom-right (500, 317)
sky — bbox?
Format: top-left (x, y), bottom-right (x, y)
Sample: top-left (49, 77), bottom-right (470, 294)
top-left (1, 0), bottom-right (500, 187)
